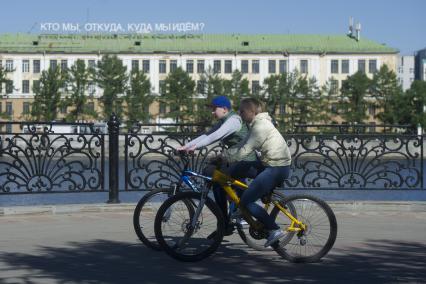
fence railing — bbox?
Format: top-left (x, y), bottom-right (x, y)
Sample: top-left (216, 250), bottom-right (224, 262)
top-left (0, 117), bottom-right (424, 202)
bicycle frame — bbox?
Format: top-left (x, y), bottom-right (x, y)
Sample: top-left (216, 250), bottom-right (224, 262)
top-left (180, 165), bottom-right (306, 233)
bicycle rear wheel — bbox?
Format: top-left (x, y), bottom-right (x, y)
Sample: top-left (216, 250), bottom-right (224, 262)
top-left (154, 191), bottom-right (225, 262)
top-left (271, 194), bottom-right (337, 263)
top-left (133, 188), bottom-right (175, 250)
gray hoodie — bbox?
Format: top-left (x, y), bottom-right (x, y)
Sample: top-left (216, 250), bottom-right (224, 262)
top-left (224, 112), bottom-right (292, 167)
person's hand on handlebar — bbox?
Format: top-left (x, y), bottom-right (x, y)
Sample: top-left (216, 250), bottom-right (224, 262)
top-left (176, 145), bottom-right (196, 153)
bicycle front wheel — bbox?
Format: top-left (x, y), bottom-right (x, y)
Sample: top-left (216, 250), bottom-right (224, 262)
top-left (271, 194), bottom-right (337, 263)
top-left (154, 191), bottom-right (225, 262)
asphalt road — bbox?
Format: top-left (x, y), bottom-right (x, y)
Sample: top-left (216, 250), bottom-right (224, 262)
top-left (0, 208), bottom-right (425, 284)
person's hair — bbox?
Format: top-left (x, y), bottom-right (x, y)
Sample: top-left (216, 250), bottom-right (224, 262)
top-left (240, 97), bottom-right (263, 114)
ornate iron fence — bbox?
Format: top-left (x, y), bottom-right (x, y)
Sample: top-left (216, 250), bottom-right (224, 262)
top-left (0, 117), bottom-right (424, 202)
top-left (0, 121), bottom-right (105, 194)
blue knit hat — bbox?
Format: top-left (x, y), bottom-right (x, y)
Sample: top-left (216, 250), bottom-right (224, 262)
top-left (210, 96), bottom-right (231, 109)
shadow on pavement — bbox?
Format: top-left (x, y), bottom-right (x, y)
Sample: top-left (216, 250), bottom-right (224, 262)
top-left (1, 239), bottom-right (425, 283)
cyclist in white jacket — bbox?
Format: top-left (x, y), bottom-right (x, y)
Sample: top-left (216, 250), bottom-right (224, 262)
top-left (222, 97), bottom-right (292, 247)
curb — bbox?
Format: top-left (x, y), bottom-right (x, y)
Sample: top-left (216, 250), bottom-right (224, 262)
top-left (1, 201), bottom-right (426, 216)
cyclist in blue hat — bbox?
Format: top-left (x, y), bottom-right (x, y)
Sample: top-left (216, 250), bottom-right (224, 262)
top-left (178, 95), bottom-right (256, 235)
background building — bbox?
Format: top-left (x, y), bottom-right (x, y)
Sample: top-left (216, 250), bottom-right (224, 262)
top-left (0, 33), bottom-right (398, 128)
top-left (415, 47), bottom-right (426, 81)
top-left (397, 55), bottom-right (415, 90)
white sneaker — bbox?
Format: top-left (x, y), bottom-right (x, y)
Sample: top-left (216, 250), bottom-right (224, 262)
top-left (264, 229), bottom-right (285, 247)
top-left (236, 217), bottom-right (248, 226)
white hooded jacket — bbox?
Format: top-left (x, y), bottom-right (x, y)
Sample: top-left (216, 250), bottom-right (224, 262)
top-left (224, 112), bottom-right (291, 167)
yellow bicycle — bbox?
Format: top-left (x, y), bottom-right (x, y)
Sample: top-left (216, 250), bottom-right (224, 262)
top-left (154, 159), bottom-right (337, 262)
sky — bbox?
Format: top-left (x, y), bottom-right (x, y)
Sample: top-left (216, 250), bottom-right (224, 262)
top-left (0, 0), bottom-right (424, 55)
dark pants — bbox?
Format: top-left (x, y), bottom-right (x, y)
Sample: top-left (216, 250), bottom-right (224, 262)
top-left (212, 161), bottom-right (262, 226)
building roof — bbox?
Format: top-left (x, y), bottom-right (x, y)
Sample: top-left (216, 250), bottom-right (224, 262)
top-left (0, 33), bottom-right (398, 54)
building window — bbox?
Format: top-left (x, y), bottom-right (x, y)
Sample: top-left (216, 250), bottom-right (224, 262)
top-left (341, 60), bottom-right (349, 74)
top-left (170, 60), bottom-right (177, 72)
top-left (159, 102), bottom-right (166, 115)
top-left (6, 124), bottom-right (12, 133)
top-left (131, 60), bottom-right (139, 71)
top-left (197, 80), bottom-right (206, 94)
top-left (88, 81), bottom-right (96, 94)
top-left (331, 60), bottom-right (339, 74)
top-left (159, 60), bottom-right (166, 74)
top-left (6, 102), bottom-right (12, 115)
top-left (300, 60), bottom-right (308, 74)
top-left (22, 60), bottom-right (30, 73)
top-left (159, 80), bottom-right (166, 95)
top-left (368, 60), bottom-right (377, 74)
top-left (268, 60), bottom-right (276, 74)
top-left (23, 102), bottom-right (30, 114)
top-left (86, 102), bottom-right (95, 112)
top-left (279, 60), bottom-right (287, 74)
top-left (213, 60), bottom-right (221, 73)
top-left (22, 80), bottom-right (30, 94)
top-left (409, 68), bottom-right (414, 74)
top-left (224, 60), bottom-right (232, 73)
top-left (50, 60), bottom-right (57, 70)
top-left (6, 60), bottom-right (13, 71)
top-left (33, 80), bottom-right (40, 93)
top-left (251, 80), bottom-right (260, 95)
top-left (197, 60), bottom-right (205, 74)
top-left (358, 60), bottom-right (366, 73)
top-left (368, 105), bottom-right (376, 116)
top-left (61, 60), bottom-right (68, 71)
top-left (33, 60), bottom-right (40, 73)
top-left (6, 80), bottom-right (13, 94)
top-left (252, 60), bottom-right (260, 74)
top-left (186, 60), bottom-right (194, 73)
top-left (0, 102), bottom-right (2, 113)
top-left (279, 104), bottom-right (286, 115)
top-left (330, 103), bottom-right (338, 114)
top-left (330, 79), bottom-right (339, 95)
top-left (142, 60), bottom-right (150, 73)
top-left (241, 60), bottom-right (249, 74)
top-left (60, 105), bottom-right (67, 114)
top-left (88, 60), bottom-right (96, 69)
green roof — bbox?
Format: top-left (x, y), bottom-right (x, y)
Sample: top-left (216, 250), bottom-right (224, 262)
top-left (0, 33), bottom-right (398, 54)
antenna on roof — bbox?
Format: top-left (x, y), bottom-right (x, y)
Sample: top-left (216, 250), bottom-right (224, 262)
top-left (348, 17), bottom-right (354, 38)
top-left (355, 22), bottom-right (361, 41)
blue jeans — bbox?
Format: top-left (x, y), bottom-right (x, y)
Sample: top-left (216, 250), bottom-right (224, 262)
top-left (212, 160), bottom-right (291, 230)
top-left (240, 165), bottom-right (291, 230)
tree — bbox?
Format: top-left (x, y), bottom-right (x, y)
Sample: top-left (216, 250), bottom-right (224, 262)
top-left (193, 68), bottom-right (226, 124)
top-left (0, 65), bottom-right (13, 119)
top-left (31, 67), bottom-right (66, 121)
top-left (63, 59), bottom-right (97, 122)
top-left (96, 55), bottom-right (128, 119)
top-left (125, 69), bottom-right (153, 127)
top-left (292, 75), bottom-right (321, 125)
top-left (223, 70), bottom-right (250, 110)
top-left (406, 80), bottom-right (426, 128)
top-left (161, 67), bottom-right (195, 123)
top-left (338, 71), bottom-right (371, 124)
top-left (369, 65), bottom-right (402, 124)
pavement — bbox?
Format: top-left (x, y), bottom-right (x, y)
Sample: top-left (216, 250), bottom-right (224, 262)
top-left (0, 202), bottom-right (426, 284)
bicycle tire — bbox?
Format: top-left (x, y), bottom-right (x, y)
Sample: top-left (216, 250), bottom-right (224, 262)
top-left (133, 188), bottom-right (175, 250)
top-left (271, 194), bottom-right (337, 263)
top-left (154, 191), bottom-right (225, 262)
